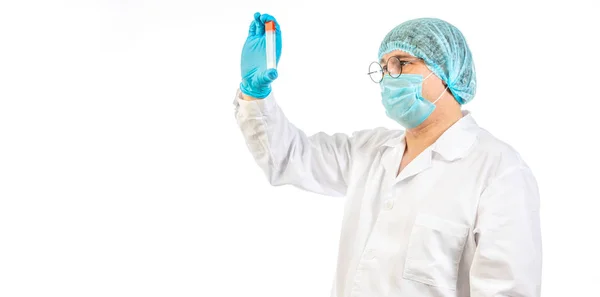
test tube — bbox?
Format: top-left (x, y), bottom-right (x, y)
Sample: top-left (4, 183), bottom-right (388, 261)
top-left (265, 21), bottom-right (276, 69)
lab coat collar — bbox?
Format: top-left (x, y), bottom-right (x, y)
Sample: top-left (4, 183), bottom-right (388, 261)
top-left (432, 110), bottom-right (479, 161)
top-left (382, 110), bottom-right (479, 162)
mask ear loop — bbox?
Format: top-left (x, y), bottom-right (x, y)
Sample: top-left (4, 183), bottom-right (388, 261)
top-left (423, 71), bottom-right (435, 80)
top-left (423, 71), bottom-right (449, 105)
top-left (432, 85), bottom-right (450, 104)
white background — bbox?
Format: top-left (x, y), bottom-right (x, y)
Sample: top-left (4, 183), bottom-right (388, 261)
top-left (1, 0), bottom-right (599, 296)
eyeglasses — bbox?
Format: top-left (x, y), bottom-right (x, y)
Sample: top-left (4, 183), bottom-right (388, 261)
top-left (368, 57), bottom-right (420, 83)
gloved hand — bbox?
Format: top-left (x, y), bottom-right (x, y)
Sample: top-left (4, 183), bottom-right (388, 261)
top-left (239, 12), bottom-right (282, 99)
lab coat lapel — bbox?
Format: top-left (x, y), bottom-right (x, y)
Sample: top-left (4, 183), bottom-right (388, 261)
top-left (381, 146), bottom-right (402, 179)
top-left (395, 147), bottom-right (433, 183)
top-left (381, 142), bottom-right (433, 184)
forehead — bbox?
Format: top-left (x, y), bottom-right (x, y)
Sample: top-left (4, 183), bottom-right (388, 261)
top-left (380, 50), bottom-right (416, 63)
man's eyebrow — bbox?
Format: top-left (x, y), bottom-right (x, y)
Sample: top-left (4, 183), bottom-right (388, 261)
top-left (380, 54), bottom-right (415, 64)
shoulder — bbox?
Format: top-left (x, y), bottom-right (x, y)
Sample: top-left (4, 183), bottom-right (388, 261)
top-left (462, 126), bottom-right (541, 213)
top-left (469, 126), bottom-right (537, 189)
top-left (474, 128), bottom-right (527, 167)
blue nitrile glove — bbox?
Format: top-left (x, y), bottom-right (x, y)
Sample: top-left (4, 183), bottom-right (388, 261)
top-left (239, 12), bottom-right (282, 99)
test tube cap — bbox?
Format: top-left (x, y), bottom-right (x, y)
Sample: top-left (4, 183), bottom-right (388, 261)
top-left (265, 21), bottom-right (276, 31)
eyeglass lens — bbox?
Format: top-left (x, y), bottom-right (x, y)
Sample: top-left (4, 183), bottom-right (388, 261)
top-left (387, 56), bottom-right (402, 78)
top-left (368, 62), bottom-right (383, 83)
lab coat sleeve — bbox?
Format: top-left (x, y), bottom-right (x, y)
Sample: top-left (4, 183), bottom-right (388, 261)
top-left (470, 166), bottom-right (542, 297)
top-left (232, 89), bottom-right (353, 197)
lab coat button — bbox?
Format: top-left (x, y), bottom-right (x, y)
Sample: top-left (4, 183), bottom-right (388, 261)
top-left (384, 199), bottom-right (394, 210)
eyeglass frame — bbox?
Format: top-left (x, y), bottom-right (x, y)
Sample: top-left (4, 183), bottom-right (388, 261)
top-left (367, 56), bottom-right (422, 83)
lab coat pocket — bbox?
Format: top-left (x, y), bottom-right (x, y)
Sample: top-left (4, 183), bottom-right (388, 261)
top-left (403, 213), bottom-right (469, 291)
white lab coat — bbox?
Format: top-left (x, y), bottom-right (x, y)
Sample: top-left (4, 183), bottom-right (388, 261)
top-left (232, 89), bottom-right (542, 297)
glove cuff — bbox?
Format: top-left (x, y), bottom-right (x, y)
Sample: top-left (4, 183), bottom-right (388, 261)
top-left (239, 81), bottom-right (271, 99)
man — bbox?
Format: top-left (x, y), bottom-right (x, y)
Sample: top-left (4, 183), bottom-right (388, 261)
top-left (233, 12), bottom-right (542, 297)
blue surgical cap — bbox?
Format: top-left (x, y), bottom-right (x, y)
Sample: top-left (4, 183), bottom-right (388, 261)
top-left (378, 18), bottom-right (476, 104)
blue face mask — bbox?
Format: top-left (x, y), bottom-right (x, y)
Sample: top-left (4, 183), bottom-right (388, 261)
top-left (380, 72), bottom-right (447, 129)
